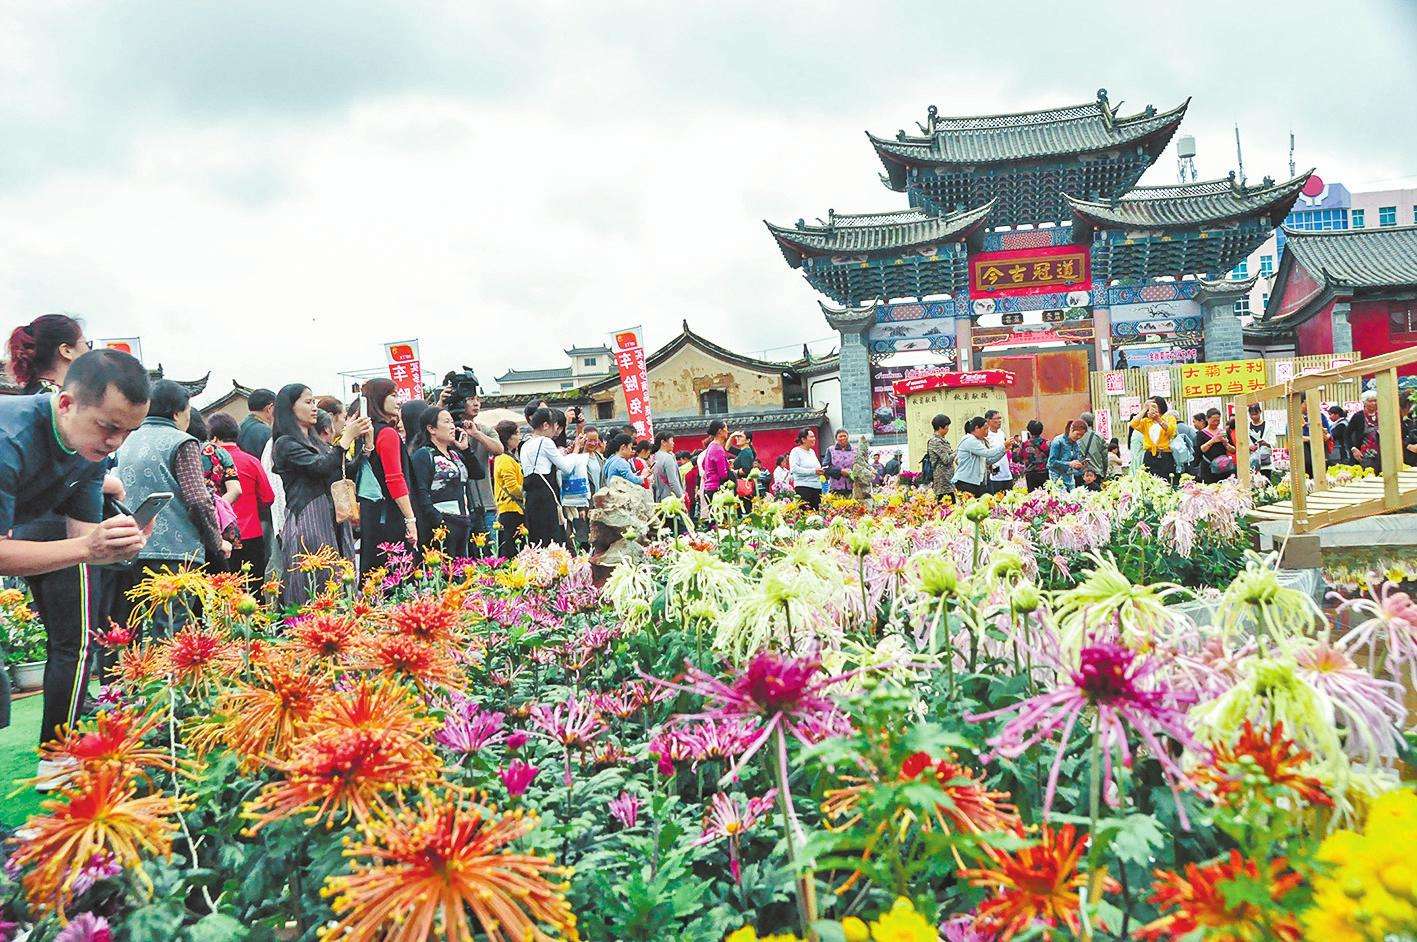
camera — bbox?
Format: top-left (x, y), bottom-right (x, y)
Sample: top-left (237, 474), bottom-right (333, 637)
top-left (442, 367), bottom-right (482, 415)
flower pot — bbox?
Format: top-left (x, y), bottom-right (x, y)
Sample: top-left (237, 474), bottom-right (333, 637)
top-left (9, 660), bottom-right (45, 692)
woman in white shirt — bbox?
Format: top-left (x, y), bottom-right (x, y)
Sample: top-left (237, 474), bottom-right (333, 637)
top-left (518, 407), bottom-right (581, 547)
top-left (789, 428), bottom-right (824, 510)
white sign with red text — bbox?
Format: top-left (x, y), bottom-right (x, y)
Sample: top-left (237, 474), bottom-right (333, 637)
top-left (383, 339), bottom-right (424, 403)
top-left (609, 326), bottom-right (653, 439)
top-left (97, 338), bottom-right (144, 363)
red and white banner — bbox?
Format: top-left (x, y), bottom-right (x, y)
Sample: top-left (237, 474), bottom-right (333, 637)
top-left (892, 370), bottom-right (1015, 397)
top-left (97, 337), bottom-right (144, 363)
top-left (609, 326), bottom-right (653, 439)
top-left (383, 339), bottom-right (424, 403)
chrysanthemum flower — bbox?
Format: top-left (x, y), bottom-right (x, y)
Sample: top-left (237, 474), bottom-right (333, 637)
top-left (499, 759), bottom-right (539, 797)
top-left (124, 565), bottom-right (213, 626)
top-left (864, 897), bottom-right (936, 942)
top-left (961, 823), bottom-right (1110, 941)
top-left (435, 698), bottom-right (507, 755)
top-left (1215, 553), bottom-right (1322, 645)
top-left (37, 707), bottom-right (176, 784)
top-left (529, 696), bottom-right (605, 752)
top-left (319, 795), bottom-right (576, 942)
top-left (1050, 555), bottom-right (1188, 653)
top-left (608, 792), bottom-right (640, 829)
top-left (388, 595), bottom-right (460, 644)
top-left (971, 640), bottom-right (1195, 823)
top-left (1290, 638), bottom-right (1407, 764)
top-left (209, 658), bottom-right (329, 768)
top-left (359, 632), bottom-right (463, 692)
top-left (160, 625), bottom-right (242, 693)
top-left (1137, 851), bottom-right (1303, 941)
top-left (1336, 579), bottom-right (1417, 687)
top-left (1192, 721), bottom-right (1331, 809)
top-left (289, 613), bottom-right (363, 664)
top-left (6, 765), bottom-right (185, 916)
top-left (114, 642), bottom-right (164, 686)
top-left (1305, 788), bottom-right (1417, 940)
top-left (53, 911), bottom-right (112, 942)
top-left (692, 790), bottom-right (777, 883)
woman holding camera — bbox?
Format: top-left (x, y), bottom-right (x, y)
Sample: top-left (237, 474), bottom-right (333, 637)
top-left (356, 377), bottom-right (419, 575)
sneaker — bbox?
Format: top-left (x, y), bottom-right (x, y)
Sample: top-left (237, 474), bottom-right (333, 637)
top-left (34, 757), bottom-right (78, 793)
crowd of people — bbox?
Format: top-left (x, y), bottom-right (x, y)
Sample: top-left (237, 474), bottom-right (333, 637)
top-left (5, 310), bottom-right (1417, 781)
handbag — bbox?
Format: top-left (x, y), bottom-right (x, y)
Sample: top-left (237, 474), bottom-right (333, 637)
top-left (332, 450), bottom-right (359, 525)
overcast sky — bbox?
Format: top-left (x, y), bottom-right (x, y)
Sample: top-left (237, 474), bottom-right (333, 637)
top-left (2, 0), bottom-right (1414, 403)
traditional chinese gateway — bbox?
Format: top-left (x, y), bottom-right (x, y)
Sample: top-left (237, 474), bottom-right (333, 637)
top-left (766, 90), bottom-right (1309, 443)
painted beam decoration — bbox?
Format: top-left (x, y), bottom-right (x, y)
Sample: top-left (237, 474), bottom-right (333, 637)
top-left (969, 244), bottom-right (1090, 299)
top-left (1109, 299), bottom-right (1203, 370)
top-left (610, 326), bottom-right (654, 439)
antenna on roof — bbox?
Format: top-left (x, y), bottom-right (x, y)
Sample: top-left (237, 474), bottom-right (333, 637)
top-left (1288, 130), bottom-right (1295, 179)
top-left (1234, 125), bottom-right (1247, 188)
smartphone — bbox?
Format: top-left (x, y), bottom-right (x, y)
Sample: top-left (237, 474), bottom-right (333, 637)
top-left (130, 492), bottom-right (174, 528)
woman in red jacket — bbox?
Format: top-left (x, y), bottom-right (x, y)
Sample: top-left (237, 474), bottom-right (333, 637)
top-left (357, 377), bottom-right (419, 577)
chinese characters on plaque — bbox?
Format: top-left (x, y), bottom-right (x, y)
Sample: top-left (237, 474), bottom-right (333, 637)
top-left (969, 245), bottom-right (1091, 298)
top-left (609, 326), bottom-right (654, 439)
top-left (1178, 359), bottom-right (1268, 399)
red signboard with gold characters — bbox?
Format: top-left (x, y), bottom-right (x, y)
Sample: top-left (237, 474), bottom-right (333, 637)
top-left (969, 244), bottom-right (1090, 298)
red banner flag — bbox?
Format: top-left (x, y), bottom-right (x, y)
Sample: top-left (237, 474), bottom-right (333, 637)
top-left (609, 327), bottom-right (653, 439)
top-left (383, 340), bottom-right (424, 403)
top-left (892, 369), bottom-right (1015, 397)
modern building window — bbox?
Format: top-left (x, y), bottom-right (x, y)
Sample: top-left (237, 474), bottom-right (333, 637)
top-left (1230, 260), bottom-right (1248, 279)
top-left (1352, 209), bottom-right (1365, 228)
top-left (700, 389), bottom-right (728, 415)
top-left (1379, 206), bottom-right (1397, 227)
top-left (1233, 296), bottom-right (1251, 316)
top-left (1391, 306), bottom-right (1417, 337)
top-left (596, 401), bottom-right (613, 420)
top-left (1284, 208), bottom-right (1348, 231)
top-left (1261, 293), bottom-right (1270, 311)
top-left (583, 357), bottom-right (598, 368)
top-left (559, 382), bottom-right (573, 390)
top-left (1259, 254), bottom-right (1275, 276)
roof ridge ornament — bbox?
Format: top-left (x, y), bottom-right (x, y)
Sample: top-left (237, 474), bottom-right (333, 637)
top-left (916, 104), bottom-right (940, 136)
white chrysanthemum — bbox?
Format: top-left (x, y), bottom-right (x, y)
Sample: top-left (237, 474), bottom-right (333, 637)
top-left (1050, 553), bottom-right (1190, 653)
top-left (662, 548), bottom-right (749, 625)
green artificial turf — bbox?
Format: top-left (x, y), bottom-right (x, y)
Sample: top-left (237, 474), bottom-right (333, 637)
top-left (0, 692), bottom-right (46, 829)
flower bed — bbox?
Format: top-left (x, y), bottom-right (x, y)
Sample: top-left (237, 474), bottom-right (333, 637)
top-left (1, 494), bottom-right (1414, 941)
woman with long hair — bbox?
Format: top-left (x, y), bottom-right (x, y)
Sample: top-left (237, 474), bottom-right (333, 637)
top-left (409, 406), bottom-right (471, 558)
top-left (357, 377), bottom-right (419, 576)
top-left (517, 407), bottom-right (581, 547)
top-left (492, 420), bottom-right (524, 558)
top-left (271, 383), bottom-right (370, 605)
top-left (6, 314), bottom-right (90, 394)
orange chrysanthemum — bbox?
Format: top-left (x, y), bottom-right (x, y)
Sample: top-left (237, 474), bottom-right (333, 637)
top-left (962, 823), bottom-right (1115, 940)
top-left (6, 765), bottom-right (185, 915)
top-left (38, 707), bottom-right (176, 783)
top-left (389, 596), bottom-right (460, 644)
top-left (115, 642), bottom-right (164, 686)
top-left (319, 796), bottom-right (577, 942)
top-left (124, 565), bottom-right (213, 625)
top-left (823, 749), bottom-right (1020, 891)
top-left (1137, 850), bottom-right (1304, 941)
top-left (244, 726), bottom-right (439, 831)
top-left (361, 633), bottom-right (464, 693)
top-left (311, 676), bottom-right (433, 739)
top-left (1194, 721), bottom-right (1331, 808)
top-left (291, 613), bottom-right (364, 664)
top-left (212, 659), bottom-right (330, 768)
top-left (161, 624), bottom-right (242, 693)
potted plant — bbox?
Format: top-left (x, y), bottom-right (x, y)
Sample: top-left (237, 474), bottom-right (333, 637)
top-left (0, 586), bottom-right (46, 692)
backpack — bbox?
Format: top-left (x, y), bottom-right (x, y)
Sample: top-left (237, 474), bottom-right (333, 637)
top-left (920, 451), bottom-right (934, 483)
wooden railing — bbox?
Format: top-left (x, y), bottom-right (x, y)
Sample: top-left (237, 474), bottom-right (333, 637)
top-left (1234, 348), bottom-right (1417, 532)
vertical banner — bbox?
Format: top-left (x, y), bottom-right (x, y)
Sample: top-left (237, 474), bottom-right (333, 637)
top-left (609, 326), bottom-right (653, 439)
top-left (97, 337), bottom-right (144, 363)
top-left (383, 339), bottom-right (424, 403)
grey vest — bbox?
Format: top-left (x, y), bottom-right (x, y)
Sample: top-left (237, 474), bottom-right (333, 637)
top-left (117, 418), bottom-right (205, 563)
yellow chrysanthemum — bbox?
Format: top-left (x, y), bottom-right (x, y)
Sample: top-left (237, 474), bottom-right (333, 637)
top-left (1304, 789), bottom-right (1417, 940)
top-left (868, 897), bottom-right (935, 942)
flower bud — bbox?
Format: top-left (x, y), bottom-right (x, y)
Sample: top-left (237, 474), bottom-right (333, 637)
top-left (915, 554), bottom-right (958, 599)
top-left (964, 500), bottom-right (991, 523)
top-left (1010, 584), bottom-right (1040, 614)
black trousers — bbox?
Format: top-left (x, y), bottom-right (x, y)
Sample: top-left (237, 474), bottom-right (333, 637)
top-left (794, 486), bottom-right (821, 510)
top-left (1024, 470), bottom-right (1048, 491)
top-left (228, 536), bottom-right (269, 590)
top-left (1143, 451), bottom-right (1177, 483)
top-left (497, 511), bottom-right (525, 559)
top-left (25, 564), bottom-right (117, 746)
top-left (957, 480), bottom-right (985, 498)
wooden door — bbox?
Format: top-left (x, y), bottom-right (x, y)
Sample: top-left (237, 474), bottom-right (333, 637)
top-left (982, 348), bottom-right (1092, 440)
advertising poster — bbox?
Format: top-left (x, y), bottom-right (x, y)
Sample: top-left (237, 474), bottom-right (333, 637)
top-left (383, 339), bottom-right (423, 403)
top-left (97, 337), bottom-right (144, 363)
top-left (609, 326), bottom-right (654, 438)
top-left (870, 362), bottom-right (951, 436)
top-left (901, 384), bottom-right (1010, 469)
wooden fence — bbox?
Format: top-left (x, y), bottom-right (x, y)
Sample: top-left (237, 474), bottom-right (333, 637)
top-left (1088, 354), bottom-right (1366, 454)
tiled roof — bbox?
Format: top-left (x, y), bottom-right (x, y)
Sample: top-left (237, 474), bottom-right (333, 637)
top-left (764, 201), bottom-right (993, 267)
top-left (494, 366), bottom-right (573, 384)
top-left (564, 345), bottom-right (611, 356)
top-left (1065, 172), bottom-right (1311, 229)
top-left (868, 92), bottom-right (1188, 167)
top-left (1282, 224), bottom-right (1417, 289)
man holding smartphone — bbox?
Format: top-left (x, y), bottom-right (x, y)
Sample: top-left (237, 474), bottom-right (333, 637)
top-left (453, 393), bottom-right (503, 557)
top-left (0, 349), bottom-right (151, 776)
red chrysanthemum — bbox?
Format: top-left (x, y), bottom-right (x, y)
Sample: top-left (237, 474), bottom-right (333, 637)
top-left (1195, 721), bottom-right (1331, 808)
top-left (962, 823), bottom-right (1115, 940)
top-left (388, 596), bottom-right (459, 644)
top-left (1137, 850), bottom-right (1303, 941)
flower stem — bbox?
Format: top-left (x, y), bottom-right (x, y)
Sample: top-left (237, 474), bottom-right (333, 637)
top-left (773, 725), bottom-right (816, 939)
top-left (1082, 714), bottom-right (1104, 941)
